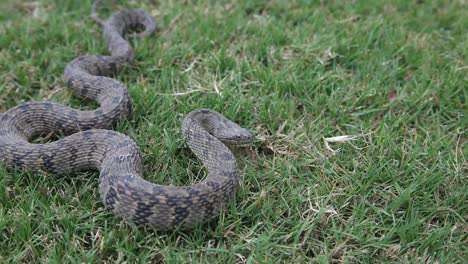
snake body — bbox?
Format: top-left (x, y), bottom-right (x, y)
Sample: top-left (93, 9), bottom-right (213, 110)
top-left (0, 8), bottom-right (253, 230)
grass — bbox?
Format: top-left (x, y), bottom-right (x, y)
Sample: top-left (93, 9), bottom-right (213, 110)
top-left (0, 0), bottom-right (466, 262)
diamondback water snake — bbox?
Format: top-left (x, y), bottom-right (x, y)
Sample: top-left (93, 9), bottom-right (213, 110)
top-left (0, 5), bottom-right (254, 230)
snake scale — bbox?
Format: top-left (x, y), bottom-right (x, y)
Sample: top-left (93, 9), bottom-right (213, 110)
top-left (0, 5), bottom-right (254, 230)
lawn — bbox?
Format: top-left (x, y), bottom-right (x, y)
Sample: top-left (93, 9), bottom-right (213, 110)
top-left (0, 0), bottom-right (466, 262)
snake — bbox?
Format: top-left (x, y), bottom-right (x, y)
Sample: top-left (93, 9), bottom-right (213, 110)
top-left (0, 4), bottom-right (254, 230)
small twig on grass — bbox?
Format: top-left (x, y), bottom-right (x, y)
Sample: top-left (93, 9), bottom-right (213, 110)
top-left (323, 134), bottom-right (368, 154)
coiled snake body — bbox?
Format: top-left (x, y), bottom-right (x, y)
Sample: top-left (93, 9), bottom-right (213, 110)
top-left (0, 8), bottom-right (253, 230)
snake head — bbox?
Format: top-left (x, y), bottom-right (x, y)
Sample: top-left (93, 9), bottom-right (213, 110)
top-left (183, 108), bottom-right (255, 146)
top-left (212, 119), bottom-right (255, 146)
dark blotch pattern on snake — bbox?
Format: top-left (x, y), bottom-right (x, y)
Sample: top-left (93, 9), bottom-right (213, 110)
top-left (0, 8), bottom-right (254, 230)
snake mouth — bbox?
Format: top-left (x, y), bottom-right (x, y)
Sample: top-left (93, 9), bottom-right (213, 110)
top-left (218, 137), bottom-right (255, 146)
